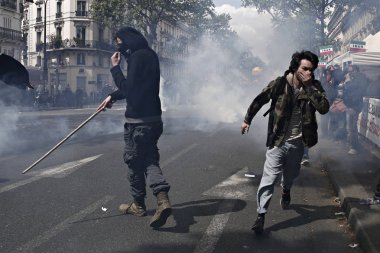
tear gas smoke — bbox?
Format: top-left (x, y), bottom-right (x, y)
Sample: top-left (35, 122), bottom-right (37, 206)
top-left (0, 99), bottom-right (123, 156)
top-left (162, 36), bottom-right (256, 132)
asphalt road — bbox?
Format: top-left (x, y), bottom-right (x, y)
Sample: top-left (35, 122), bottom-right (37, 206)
top-left (0, 106), bottom-right (363, 253)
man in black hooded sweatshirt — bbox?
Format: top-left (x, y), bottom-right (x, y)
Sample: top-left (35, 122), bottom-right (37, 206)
top-left (97, 27), bottom-right (171, 228)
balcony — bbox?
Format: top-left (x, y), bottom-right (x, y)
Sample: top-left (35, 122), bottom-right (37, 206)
top-left (36, 43), bottom-right (43, 52)
top-left (56, 12), bottom-right (62, 18)
top-left (75, 10), bottom-right (88, 17)
top-left (0, 27), bottom-right (23, 42)
top-left (36, 16), bottom-right (43, 23)
top-left (44, 39), bottom-right (114, 52)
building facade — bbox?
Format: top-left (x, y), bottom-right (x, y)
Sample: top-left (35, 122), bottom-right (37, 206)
top-left (154, 20), bottom-right (190, 83)
top-left (22, 0), bottom-right (191, 102)
top-left (328, 4), bottom-right (380, 54)
top-left (22, 0), bottom-right (114, 99)
top-left (0, 0), bottom-right (24, 61)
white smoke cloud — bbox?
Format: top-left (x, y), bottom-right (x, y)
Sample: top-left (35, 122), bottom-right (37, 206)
top-left (215, 4), bottom-right (274, 63)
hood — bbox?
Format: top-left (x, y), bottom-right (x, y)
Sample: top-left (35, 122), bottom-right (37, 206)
top-left (115, 27), bottom-right (149, 56)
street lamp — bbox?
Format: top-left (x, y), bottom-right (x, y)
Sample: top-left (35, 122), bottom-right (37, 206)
top-left (42, 0), bottom-right (48, 92)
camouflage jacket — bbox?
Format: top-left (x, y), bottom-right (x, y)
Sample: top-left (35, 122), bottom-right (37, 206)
top-left (244, 75), bottom-right (330, 148)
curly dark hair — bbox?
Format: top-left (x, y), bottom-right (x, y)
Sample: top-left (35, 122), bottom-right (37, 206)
top-left (284, 51), bottom-right (319, 76)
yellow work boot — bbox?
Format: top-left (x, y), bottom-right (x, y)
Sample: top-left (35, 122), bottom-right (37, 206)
top-left (150, 192), bottom-right (172, 228)
top-left (119, 202), bottom-right (146, 217)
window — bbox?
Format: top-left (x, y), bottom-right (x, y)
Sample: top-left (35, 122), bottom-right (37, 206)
top-left (37, 31), bottom-right (41, 43)
top-left (3, 17), bottom-right (11, 28)
top-left (76, 1), bottom-right (87, 16)
top-left (56, 27), bottom-right (62, 38)
top-left (56, 2), bottom-right (62, 18)
top-left (37, 7), bottom-right (42, 22)
top-left (98, 28), bottom-right (103, 41)
top-left (57, 2), bottom-right (62, 13)
top-left (36, 32), bottom-right (42, 51)
top-left (76, 76), bottom-right (87, 91)
top-left (76, 26), bottom-right (86, 41)
top-left (98, 55), bottom-right (103, 67)
top-left (77, 53), bottom-right (85, 65)
top-left (36, 55), bottom-right (41, 66)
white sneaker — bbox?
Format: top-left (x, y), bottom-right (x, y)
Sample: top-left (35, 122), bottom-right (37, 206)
top-left (301, 159), bottom-right (310, 167)
top-left (348, 149), bottom-right (358, 155)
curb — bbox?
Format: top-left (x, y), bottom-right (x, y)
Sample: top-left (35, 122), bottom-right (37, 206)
top-left (316, 137), bottom-right (380, 253)
top-left (325, 166), bottom-right (379, 253)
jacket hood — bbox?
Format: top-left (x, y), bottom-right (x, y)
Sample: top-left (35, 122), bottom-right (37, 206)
top-left (115, 27), bottom-right (149, 55)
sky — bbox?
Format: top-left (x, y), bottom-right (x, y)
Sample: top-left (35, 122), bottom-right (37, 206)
top-left (213, 1), bottom-right (274, 63)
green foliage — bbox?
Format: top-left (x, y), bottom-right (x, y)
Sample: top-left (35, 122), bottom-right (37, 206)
top-left (90, 0), bottom-right (216, 45)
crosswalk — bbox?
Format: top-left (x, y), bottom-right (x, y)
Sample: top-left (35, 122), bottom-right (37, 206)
top-left (1, 141), bottom-right (256, 253)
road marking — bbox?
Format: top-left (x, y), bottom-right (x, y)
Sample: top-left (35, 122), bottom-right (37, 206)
top-left (194, 167), bottom-right (255, 253)
top-left (193, 200), bottom-right (235, 253)
top-left (161, 143), bottom-right (198, 168)
top-left (12, 195), bottom-right (114, 253)
top-left (202, 167), bottom-right (253, 200)
top-left (0, 155), bottom-right (102, 194)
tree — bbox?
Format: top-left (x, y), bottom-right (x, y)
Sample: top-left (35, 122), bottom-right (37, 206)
top-left (241, 0), bottom-right (379, 51)
top-left (90, 0), bottom-right (216, 46)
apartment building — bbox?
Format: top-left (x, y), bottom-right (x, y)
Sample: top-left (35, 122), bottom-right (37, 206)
top-left (0, 0), bottom-right (24, 61)
top-left (328, 4), bottom-right (380, 54)
top-left (155, 20), bottom-right (190, 83)
top-left (22, 0), bottom-right (114, 97)
top-left (22, 0), bottom-right (192, 99)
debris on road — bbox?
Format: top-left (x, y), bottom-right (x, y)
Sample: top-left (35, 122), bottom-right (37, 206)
top-left (348, 243), bottom-right (359, 248)
top-left (359, 198), bottom-right (380, 205)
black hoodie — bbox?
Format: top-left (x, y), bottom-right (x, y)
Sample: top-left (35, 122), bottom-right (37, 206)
top-left (109, 27), bottom-right (162, 122)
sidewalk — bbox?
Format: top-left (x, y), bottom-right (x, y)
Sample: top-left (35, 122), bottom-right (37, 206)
top-left (313, 137), bottom-right (380, 253)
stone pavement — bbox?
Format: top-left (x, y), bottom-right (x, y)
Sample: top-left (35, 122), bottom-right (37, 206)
top-left (313, 137), bottom-right (380, 253)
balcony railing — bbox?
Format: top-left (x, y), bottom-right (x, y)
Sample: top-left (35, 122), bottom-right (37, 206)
top-left (56, 12), bottom-right (62, 18)
top-left (36, 16), bottom-right (43, 22)
top-left (75, 10), bottom-right (88, 17)
top-left (36, 43), bottom-right (43, 52)
top-left (0, 27), bottom-right (23, 42)
top-left (43, 39), bottom-right (114, 51)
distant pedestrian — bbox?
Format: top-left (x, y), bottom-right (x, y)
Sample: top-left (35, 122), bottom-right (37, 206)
top-left (241, 51), bottom-right (329, 234)
top-left (343, 65), bottom-right (369, 155)
top-left (375, 179), bottom-right (380, 200)
top-left (97, 27), bottom-right (171, 228)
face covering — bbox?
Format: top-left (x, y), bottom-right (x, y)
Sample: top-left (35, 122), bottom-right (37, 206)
top-left (116, 43), bottom-right (130, 58)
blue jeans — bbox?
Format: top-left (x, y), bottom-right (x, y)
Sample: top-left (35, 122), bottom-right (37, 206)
top-left (256, 139), bottom-right (304, 214)
top-left (123, 121), bottom-right (170, 205)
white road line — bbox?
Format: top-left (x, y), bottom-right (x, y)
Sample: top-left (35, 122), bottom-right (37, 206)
top-left (12, 195), bottom-right (114, 253)
top-left (161, 143), bottom-right (198, 168)
top-left (193, 200), bottom-right (235, 253)
top-left (202, 167), bottom-right (253, 200)
top-left (0, 155), bottom-right (102, 194)
top-left (194, 167), bottom-right (256, 253)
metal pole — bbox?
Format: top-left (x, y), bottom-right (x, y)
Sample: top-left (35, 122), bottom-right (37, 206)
top-left (43, 0), bottom-right (48, 91)
top-left (22, 109), bottom-right (103, 174)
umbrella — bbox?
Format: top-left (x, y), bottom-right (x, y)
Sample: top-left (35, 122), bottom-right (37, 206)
top-left (0, 54), bottom-right (34, 89)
